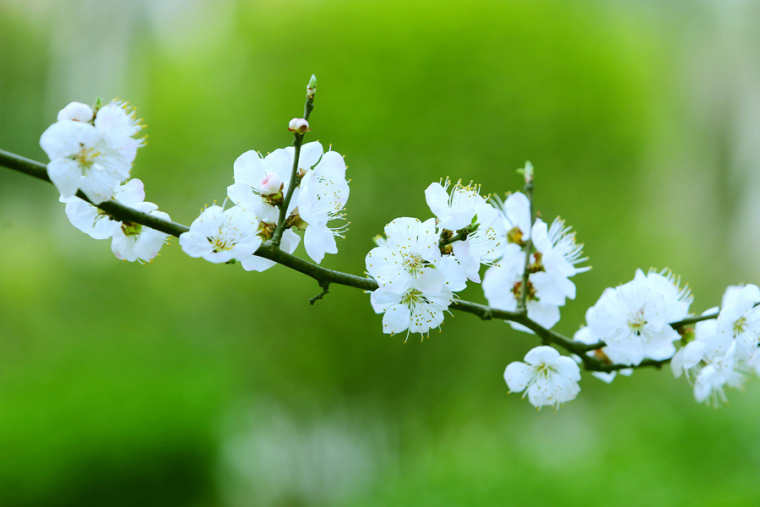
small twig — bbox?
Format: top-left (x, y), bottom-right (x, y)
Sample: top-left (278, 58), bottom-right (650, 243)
top-left (309, 280), bottom-right (331, 305)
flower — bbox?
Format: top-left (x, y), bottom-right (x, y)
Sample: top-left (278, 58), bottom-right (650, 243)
top-left (504, 346), bottom-right (581, 408)
top-left (585, 269), bottom-right (692, 366)
top-left (495, 191), bottom-right (532, 248)
top-left (365, 217), bottom-right (440, 293)
top-left (296, 149), bottom-right (350, 264)
top-left (369, 269), bottom-right (452, 336)
top-left (424, 179), bottom-right (484, 232)
top-left (529, 218), bottom-right (589, 307)
top-left (40, 100), bottom-right (143, 203)
top-left (179, 205), bottom-right (262, 264)
top-left (670, 285), bottom-right (760, 404)
top-left (227, 142), bottom-right (323, 223)
top-left (482, 250), bottom-right (561, 329)
top-left (60, 179), bottom-right (170, 263)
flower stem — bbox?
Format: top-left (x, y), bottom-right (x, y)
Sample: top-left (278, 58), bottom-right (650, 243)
top-left (270, 90), bottom-right (316, 247)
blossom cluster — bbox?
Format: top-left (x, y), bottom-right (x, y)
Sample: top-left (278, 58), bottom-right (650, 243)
top-left (34, 87), bottom-right (760, 412)
top-left (41, 101), bottom-right (171, 262)
top-left (179, 140), bottom-right (349, 270)
top-left (365, 173), bottom-right (589, 339)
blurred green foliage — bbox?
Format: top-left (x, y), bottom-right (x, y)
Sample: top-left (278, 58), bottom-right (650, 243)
top-left (1, 0), bottom-right (758, 506)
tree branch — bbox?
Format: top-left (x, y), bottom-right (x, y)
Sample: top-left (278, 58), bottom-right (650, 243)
top-left (0, 148), bottom-right (719, 373)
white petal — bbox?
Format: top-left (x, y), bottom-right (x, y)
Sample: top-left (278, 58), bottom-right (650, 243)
top-left (382, 304), bottom-right (411, 334)
top-left (47, 158), bottom-right (81, 199)
top-left (524, 345), bottom-right (560, 366)
top-left (304, 224), bottom-right (337, 264)
top-left (504, 362), bottom-right (532, 392)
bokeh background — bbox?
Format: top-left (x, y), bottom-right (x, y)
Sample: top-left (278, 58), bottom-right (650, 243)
top-left (2, 0), bottom-right (760, 505)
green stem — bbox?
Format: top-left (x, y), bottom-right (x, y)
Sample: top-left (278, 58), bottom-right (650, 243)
top-left (0, 148), bottom-right (721, 373)
top-left (519, 178), bottom-right (535, 313)
top-left (270, 93), bottom-right (315, 247)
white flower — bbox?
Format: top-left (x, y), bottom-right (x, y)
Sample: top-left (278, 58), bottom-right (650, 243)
top-left (585, 269), bottom-right (692, 366)
top-left (40, 100), bottom-right (143, 203)
top-left (714, 284), bottom-right (760, 361)
top-left (365, 217), bottom-right (440, 292)
top-left (369, 269), bottom-right (452, 336)
top-left (61, 178), bottom-right (145, 239)
top-left (504, 346), bottom-right (581, 408)
top-left (693, 341), bottom-right (744, 405)
top-left (297, 149), bottom-right (350, 264)
top-left (529, 218), bottom-right (589, 307)
top-left (110, 203), bottom-right (171, 263)
top-left (482, 250), bottom-right (561, 329)
top-left (227, 142), bottom-right (323, 224)
top-left (496, 191), bottom-right (532, 247)
top-left (179, 205), bottom-right (262, 264)
top-left (424, 179), bottom-right (484, 232)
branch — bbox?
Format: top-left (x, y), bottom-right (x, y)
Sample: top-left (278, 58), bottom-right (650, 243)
top-left (519, 165), bottom-right (535, 312)
top-left (0, 148), bottom-right (719, 373)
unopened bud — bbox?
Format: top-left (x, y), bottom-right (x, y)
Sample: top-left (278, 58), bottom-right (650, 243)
top-left (288, 118), bottom-right (310, 134)
top-left (306, 74), bottom-right (317, 99)
top-left (57, 101), bottom-right (94, 123)
top-left (517, 161), bottom-right (534, 184)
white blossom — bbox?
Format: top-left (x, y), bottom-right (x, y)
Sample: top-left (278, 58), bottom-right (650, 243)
top-left (240, 229), bottom-right (301, 272)
top-left (179, 205), bottom-right (262, 264)
top-left (671, 285), bottom-right (760, 404)
top-left (424, 179), bottom-right (484, 232)
top-left (504, 346), bottom-right (581, 408)
top-left (288, 118), bottom-right (310, 134)
top-left (297, 149), bottom-right (350, 264)
top-left (60, 179), bottom-right (170, 263)
top-left (40, 100), bottom-right (143, 203)
top-left (61, 178), bottom-right (145, 239)
top-left (369, 269), bottom-right (452, 337)
top-left (365, 217), bottom-right (440, 293)
top-left (585, 269), bottom-right (692, 366)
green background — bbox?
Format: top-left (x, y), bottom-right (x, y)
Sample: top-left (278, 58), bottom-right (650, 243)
top-left (1, 1), bottom-right (759, 505)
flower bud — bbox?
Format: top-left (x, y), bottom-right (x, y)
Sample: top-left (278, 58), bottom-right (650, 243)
top-left (306, 74), bottom-right (317, 99)
top-left (57, 101), bottom-right (94, 123)
top-left (258, 171), bottom-right (283, 195)
top-left (288, 118), bottom-right (310, 134)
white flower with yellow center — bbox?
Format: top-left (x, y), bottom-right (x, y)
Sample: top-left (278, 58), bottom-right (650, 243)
top-left (179, 205), bottom-right (262, 264)
top-left (40, 100), bottom-right (143, 204)
top-left (365, 217), bottom-right (440, 293)
top-left (504, 346), bottom-right (581, 409)
top-left (369, 269), bottom-right (452, 336)
top-left (585, 269), bottom-right (692, 366)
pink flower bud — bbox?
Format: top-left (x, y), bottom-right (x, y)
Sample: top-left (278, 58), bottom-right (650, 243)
top-left (288, 118), bottom-right (310, 134)
top-left (57, 101), bottom-right (94, 123)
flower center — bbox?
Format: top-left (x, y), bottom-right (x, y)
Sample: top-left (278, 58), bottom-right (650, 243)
top-left (512, 280), bottom-right (537, 301)
top-left (73, 144), bottom-right (100, 171)
top-left (402, 253), bottom-right (426, 277)
top-left (208, 235), bottom-right (234, 253)
top-left (628, 309), bottom-right (647, 336)
top-left (507, 226), bottom-right (525, 246)
top-left (733, 316), bottom-right (747, 336)
top-left (401, 289), bottom-right (424, 306)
